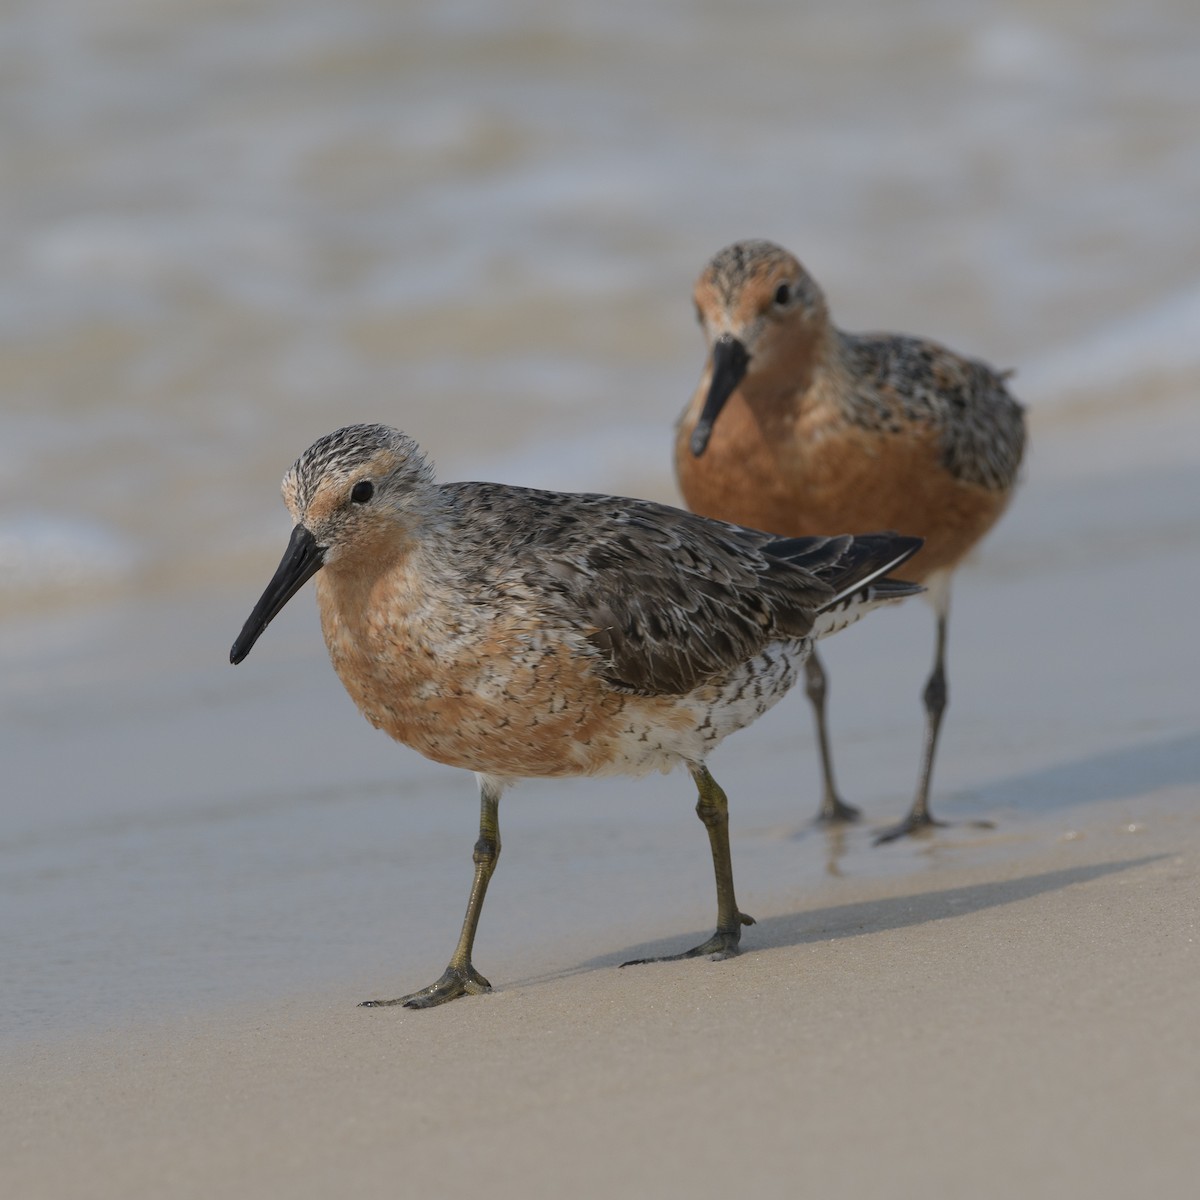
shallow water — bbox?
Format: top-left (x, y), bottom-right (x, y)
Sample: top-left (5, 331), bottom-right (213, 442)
top-left (2, 0), bottom-right (1199, 1044)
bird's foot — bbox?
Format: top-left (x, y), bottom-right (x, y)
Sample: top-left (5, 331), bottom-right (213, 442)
top-left (359, 964), bottom-right (492, 1009)
top-left (621, 914), bottom-right (754, 966)
top-left (816, 795), bottom-right (861, 825)
top-left (873, 811), bottom-right (946, 845)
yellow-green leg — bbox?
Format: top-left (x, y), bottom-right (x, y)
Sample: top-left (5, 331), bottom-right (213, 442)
top-left (361, 777), bottom-right (501, 1009)
top-left (624, 763), bottom-right (754, 965)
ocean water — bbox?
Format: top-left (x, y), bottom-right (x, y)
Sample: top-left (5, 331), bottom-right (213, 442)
top-left (3, 0), bottom-right (1199, 610)
top-left (2, 0), bottom-right (1199, 1043)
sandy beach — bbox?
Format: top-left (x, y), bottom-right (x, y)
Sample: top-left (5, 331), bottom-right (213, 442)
top-left (6, 803), bottom-right (1199, 1199)
top-left (8, 805), bottom-right (1200, 1200)
top-left (6, 388), bottom-right (1200, 1198)
top-left (4, 3), bottom-right (1200, 1196)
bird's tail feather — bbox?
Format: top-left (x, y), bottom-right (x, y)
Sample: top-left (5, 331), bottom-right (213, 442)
top-left (769, 531), bottom-right (923, 640)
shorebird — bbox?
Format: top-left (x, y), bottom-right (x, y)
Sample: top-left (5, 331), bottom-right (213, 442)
top-left (231, 423), bottom-right (922, 1007)
top-left (676, 240), bottom-right (1025, 842)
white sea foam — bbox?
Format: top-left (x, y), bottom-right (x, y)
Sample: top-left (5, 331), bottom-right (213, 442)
top-left (1022, 282), bottom-right (1200, 408)
top-left (0, 514), bottom-right (138, 600)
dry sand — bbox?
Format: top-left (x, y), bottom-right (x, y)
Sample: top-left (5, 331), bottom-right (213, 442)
top-left (6, 792), bottom-right (1198, 1200)
top-left (5, 396), bottom-right (1200, 1199)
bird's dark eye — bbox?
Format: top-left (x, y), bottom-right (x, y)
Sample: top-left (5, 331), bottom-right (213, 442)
top-left (774, 282), bottom-right (792, 306)
top-left (350, 480), bottom-right (374, 504)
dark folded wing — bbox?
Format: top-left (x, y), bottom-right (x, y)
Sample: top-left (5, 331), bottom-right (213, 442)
top-left (513, 495), bottom-right (837, 696)
top-left (445, 485), bottom-right (919, 698)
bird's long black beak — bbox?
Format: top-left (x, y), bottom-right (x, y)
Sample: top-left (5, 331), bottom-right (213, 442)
top-left (690, 334), bottom-right (750, 457)
top-left (230, 524), bottom-right (325, 664)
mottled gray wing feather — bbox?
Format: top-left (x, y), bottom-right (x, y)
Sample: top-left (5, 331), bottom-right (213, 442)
top-left (543, 506), bottom-right (836, 695)
top-left (443, 485), bottom-right (911, 697)
top-left (843, 334), bottom-right (1026, 491)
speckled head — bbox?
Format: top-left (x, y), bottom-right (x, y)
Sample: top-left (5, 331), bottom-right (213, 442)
top-left (231, 423), bottom-right (435, 664)
top-left (282, 422), bottom-right (435, 555)
top-left (690, 240), bottom-right (830, 456)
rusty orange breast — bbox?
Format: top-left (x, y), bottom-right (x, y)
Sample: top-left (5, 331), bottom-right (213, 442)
top-left (675, 388), bottom-right (1010, 581)
top-left (316, 561), bottom-right (641, 778)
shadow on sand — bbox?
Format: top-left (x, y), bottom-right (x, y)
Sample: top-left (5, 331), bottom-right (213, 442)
top-left (970, 730), bottom-right (1200, 814)
top-left (509, 734), bottom-right (1195, 988)
top-left (570, 854), bottom-right (1163, 973)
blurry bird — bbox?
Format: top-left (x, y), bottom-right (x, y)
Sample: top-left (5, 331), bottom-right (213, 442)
top-left (676, 240), bottom-right (1025, 841)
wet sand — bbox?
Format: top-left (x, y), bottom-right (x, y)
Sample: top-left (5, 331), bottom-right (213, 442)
top-left (5, 387), bottom-right (1199, 1198)
top-left (5, 807), bottom-right (1198, 1199)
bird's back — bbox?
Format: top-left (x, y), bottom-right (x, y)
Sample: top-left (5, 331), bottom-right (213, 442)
top-left (432, 483), bottom-right (918, 696)
top-left (839, 332), bottom-right (1026, 494)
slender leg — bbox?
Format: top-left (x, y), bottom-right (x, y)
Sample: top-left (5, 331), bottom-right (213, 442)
top-left (623, 763), bottom-right (755, 965)
top-left (804, 651), bottom-right (860, 823)
top-left (876, 593), bottom-right (951, 844)
top-left (361, 776), bottom-right (502, 1008)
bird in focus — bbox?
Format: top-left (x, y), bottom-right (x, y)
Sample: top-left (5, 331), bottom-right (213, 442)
top-left (231, 422), bottom-right (922, 1006)
top-left (676, 240), bottom-right (1026, 841)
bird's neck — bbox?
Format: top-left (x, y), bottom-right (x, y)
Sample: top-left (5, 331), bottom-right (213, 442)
top-left (316, 514), bottom-right (429, 638)
top-left (739, 323), bottom-right (849, 430)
